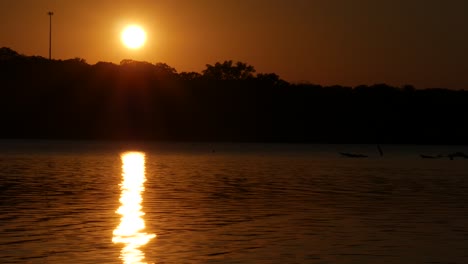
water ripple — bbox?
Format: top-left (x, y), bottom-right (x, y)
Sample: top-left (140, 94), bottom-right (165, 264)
top-left (1, 144), bottom-right (468, 263)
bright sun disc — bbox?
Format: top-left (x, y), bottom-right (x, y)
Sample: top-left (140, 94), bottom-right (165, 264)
top-left (121, 25), bottom-right (147, 49)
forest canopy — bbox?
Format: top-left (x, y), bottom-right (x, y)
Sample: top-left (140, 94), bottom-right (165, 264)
top-left (1, 47), bottom-right (467, 144)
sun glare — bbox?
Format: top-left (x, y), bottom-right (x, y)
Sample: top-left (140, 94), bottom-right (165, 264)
top-left (113, 152), bottom-right (155, 264)
top-left (121, 25), bottom-right (147, 49)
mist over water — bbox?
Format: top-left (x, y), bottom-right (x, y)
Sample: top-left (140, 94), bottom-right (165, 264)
top-left (0, 141), bottom-right (468, 263)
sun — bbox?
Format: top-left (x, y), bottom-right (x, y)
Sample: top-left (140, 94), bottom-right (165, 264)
top-left (121, 25), bottom-right (147, 49)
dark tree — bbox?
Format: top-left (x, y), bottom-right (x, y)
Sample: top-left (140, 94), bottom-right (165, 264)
top-left (202, 60), bottom-right (256, 80)
top-left (1, 47), bottom-right (467, 144)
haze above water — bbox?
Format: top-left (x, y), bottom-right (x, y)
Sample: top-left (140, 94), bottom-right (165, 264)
top-left (1, 141), bottom-right (468, 264)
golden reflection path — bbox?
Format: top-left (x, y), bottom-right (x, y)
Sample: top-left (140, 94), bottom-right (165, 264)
top-left (113, 152), bottom-right (156, 264)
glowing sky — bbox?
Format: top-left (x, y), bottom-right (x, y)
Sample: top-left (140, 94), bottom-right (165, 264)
top-left (1, 0), bottom-right (467, 88)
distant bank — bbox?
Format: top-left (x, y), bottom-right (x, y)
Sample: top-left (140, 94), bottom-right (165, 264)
top-left (1, 47), bottom-right (467, 144)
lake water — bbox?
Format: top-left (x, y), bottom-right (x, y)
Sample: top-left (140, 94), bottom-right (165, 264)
top-left (1, 140), bottom-right (468, 264)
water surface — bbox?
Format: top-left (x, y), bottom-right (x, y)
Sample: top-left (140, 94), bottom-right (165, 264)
top-left (1, 141), bottom-right (468, 263)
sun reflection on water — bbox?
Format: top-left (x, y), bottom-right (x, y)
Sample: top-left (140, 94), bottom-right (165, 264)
top-left (113, 152), bottom-right (156, 264)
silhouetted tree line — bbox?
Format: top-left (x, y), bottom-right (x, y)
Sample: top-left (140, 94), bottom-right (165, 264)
top-left (1, 47), bottom-right (467, 144)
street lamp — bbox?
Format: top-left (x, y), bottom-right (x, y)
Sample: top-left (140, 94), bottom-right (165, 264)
top-left (48, 11), bottom-right (54, 60)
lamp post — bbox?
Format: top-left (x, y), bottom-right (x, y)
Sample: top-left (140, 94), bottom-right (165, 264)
top-left (48, 11), bottom-right (54, 60)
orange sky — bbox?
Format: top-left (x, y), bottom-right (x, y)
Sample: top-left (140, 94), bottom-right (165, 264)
top-left (1, 0), bottom-right (467, 89)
